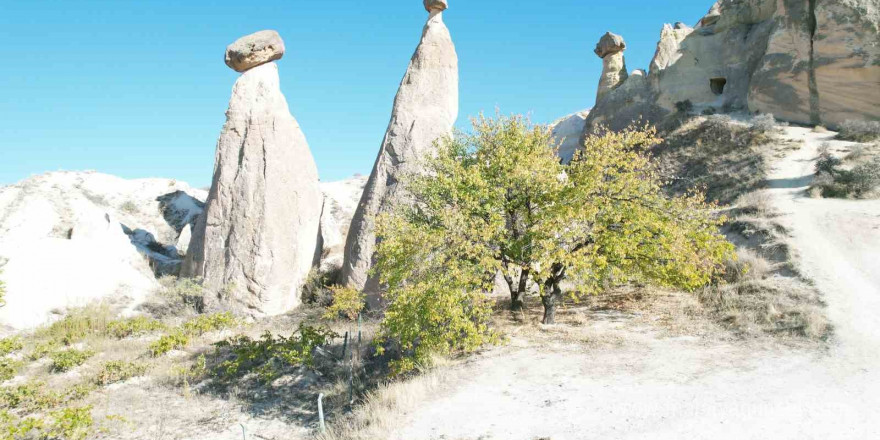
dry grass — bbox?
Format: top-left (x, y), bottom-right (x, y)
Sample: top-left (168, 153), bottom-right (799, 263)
top-left (653, 115), bottom-right (773, 205)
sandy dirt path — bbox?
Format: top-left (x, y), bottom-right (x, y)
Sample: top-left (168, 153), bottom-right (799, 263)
top-left (393, 128), bottom-right (880, 440)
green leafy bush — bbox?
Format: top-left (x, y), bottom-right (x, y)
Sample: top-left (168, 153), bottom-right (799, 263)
top-left (28, 341), bottom-right (59, 361)
top-left (213, 325), bottom-right (338, 383)
top-left (106, 316), bottom-right (166, 339)
top-left (322, 285), bottom-right (365, 320)
top-left (95, 361), bottom-right (147, 385)
top-left (49, 349), bottom-right (95, 373)
top-left (0, 410), bottom-right (44, 440)
top-left (181, 312), bottom-right (238, 336)
top-left (0, 359), bottom-right (21, 383)
top-left (47, 406), bottom-right (93, 440)
top-left (0, 382), bottom-right (59, 412)
top-left (149, 332), bottom-right (190, 357)
top-left (0, 338), bottom-right (23, 357)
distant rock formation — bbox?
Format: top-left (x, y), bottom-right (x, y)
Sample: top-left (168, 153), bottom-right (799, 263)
top-left (0, 171), bottom-right (206, 330)
top-left (549, 110), bottom-right (590, 163)
top-left (317, 176), bottom-right (368, 274)
top-left (182, 31), bottom-right (322, 316)
top-left (594, 32), bottom-right (628, 103)
top-left (582, 0), bottom-right (880, 136)
top-left (340, 2), bottom-right (459, 293)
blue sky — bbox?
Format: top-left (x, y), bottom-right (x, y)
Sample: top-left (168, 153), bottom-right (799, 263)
top-left (0, 0), bottom-right (710, 187)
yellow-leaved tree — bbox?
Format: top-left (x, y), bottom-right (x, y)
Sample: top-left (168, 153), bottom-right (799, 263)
top-left (374, 114), bottom-right (735, 373)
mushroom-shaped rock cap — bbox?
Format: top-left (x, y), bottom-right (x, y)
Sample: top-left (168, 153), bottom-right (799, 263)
top-left (594, 32), bottom-right (626, 58)
top-left (225, 30), bottom-right (285, 73)
top-left (424, 0), bottom-right (448, 12)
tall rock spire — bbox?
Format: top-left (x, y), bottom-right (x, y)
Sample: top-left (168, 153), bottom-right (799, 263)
top-left (594, 32), bottom-right (628, 103)
top-left (182, 30), bottom-right (323, 315)
top-left (340, 1), bottom-right (459, 294)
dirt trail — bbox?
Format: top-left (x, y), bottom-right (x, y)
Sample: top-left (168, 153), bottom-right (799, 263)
top-left (394, 128), bottom-right (880, 440)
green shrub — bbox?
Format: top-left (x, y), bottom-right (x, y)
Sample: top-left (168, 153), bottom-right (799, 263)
top-left (106, 316), bottom-right (166, 339)
top-left (0, 382), bottom-right (59, 412)
top-left (157, 276), bottom-right (206, 314)
top-left (0, 359), bottom-right (21, 383)
top-left (674, 100), bottom-right (693, 114)
top-left (119, 200), bottom-right (138, 214)
top-left (149, 332), bottom-right (190, 357)
top-left (837, 119), bottom-right (880, 142)
top-left (28, 341), bottom-right (59, 361)
top-left (181, 312), bottom-right (238, 336)
top-left (322, 285), bottom-right (365, 320)
top-left (47, 406), bottom-right (93, 440)
top-left (0, 410), bottom-right (44, 440)
top-left (0, 338), bottom-right (22, 357)
top-left (49, 349), bottom-right (95, 373)
top-left (213, 325), bottom-right (338, 383)
top-left (95, 361), bottom-right (147, 385)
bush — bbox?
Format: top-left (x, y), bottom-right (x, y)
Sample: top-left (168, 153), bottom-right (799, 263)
top-left (322, 285), bottom-right (365, 321)
top-left (674, 100), bottom-right (693, 114)
top-left (0, 359), bottom-right (21, 383)
top-left (106, 316), bottom-right (166, 339)
top-left (812, 148), bottom-right (880, 198)
top-left (213, 325), bottom-right (338, 383)
top-left (837, 119), bottom-right (880, 142)
top-left (119, 200), bottom-right (138, 214)
top-left (149, 332), bottom-right (190, 357)
top-left (95, 361), bottom-right (147, 385)
top-left (49, 349), bottom-right (95, 373)
top-left (301, 269), bottom-right (336, 307)
top-left (28, 341), bottom-right (59, 361)
top-left (47, 406), bottom-right (93, 440)
top-left (0, 337), bottom-right (23, 357)
top-left (181, 312), bottom-right (238, 336)
top-left (750, 113), bottom-right (780, 134)
top-left (156, 276), bottom-right (206, 314)
top-left (0, 410), bottom-right (44, 439)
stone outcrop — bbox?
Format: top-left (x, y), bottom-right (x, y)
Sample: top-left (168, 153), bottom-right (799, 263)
top-left (224, 30), bottom-right (285, 73)
top-left (183, 32), bottom-right (322, 315)
top-left (582, 0), bottom-right (879, 138)
top-left (0, 171), bottom-right (207, 329)
top-left (340, 4), bottom-right (459, 292)
top-left (549, 110), bottom-right (590, 163)
top-left (595, 32), bottom-right (628, 102)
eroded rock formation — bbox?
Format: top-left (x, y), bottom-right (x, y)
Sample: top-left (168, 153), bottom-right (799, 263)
top-left (595, 32), bottom-right (628, 103)
top-left (183, 31), bottom-right (322, 315)
top-left (582, 0), bottom-right (880, 136)
top-left (340, 2), bottom-right (459, 292)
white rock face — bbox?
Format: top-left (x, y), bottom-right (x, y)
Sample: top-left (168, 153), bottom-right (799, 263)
top-left (317, 176), bottom-right (368, 274)
top-left (0, 171), bottom-right (206, 330)
top-left (549, 110), bottom-right (590, 163)
top-left (224, 30), bottom-right (285, 73)
top-left (341, 8), bottom-right (459, 292)
top-left (182, 62), bottom-right (322, 316)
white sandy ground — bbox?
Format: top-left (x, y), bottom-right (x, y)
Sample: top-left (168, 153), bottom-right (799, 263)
top-left (391, 128), bottom-right (880, 440)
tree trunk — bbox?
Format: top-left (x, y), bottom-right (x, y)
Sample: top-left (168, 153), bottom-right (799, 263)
top-left (510, 268), bottom-right (530, 312)
top-left (541, 282), bottom-right (562, 324)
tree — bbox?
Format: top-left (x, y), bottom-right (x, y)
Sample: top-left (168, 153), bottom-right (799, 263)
top-left (373, 115), bottom-right (734, 372)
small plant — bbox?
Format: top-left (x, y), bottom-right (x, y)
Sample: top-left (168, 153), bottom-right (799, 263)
top-left (812, 146), bottom-right (880, 198)
top-left (119, 200), bottom-right (138, 214)
top-left (0, 382), bottom-right (59, 412)
top-left (181, 312), bottom-right (239, 336)
top-left (49, 349), bottom-right (95, 373)
top-left (47, 406), bottom-right (94, 440)
top-left (0, 337), bottom-right (23, 357)
top-left (0, 410), bottom-right (44, 439)
top-left (213, 325), bottom-right (338, 383)
top-left (28, 340), bottom-right (59, 361)
top-left (750, 113), bottom-right (780, 134)
top-left (149, 332), bottom-right (190, 357)
top-left (157, 276), bottom-right (206, 313)
top-left (0, 358), bottom-right (21, 383)
top-left (95, 360), bottom-right (147, 385)
top-left (701, 106), bottom-right (717, 116)
top-left (36, 305), bottom-right (112, 345)
top-left (837, 119), bottom-right (880, 142)
top-left (323, 285), bottom-right (365, 320)
top-left (106, 316), bottom-right (166, 339)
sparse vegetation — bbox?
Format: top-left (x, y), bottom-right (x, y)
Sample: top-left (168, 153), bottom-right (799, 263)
top-left (149, 312), bottom-right (238, 357)
top-left (119, 200), bottom-right (138, 214)
top-left (49, 348), bottom-right (95, 373)
top-left (212, 324), bottom-right (338, 383)
top-left (0, 360), bottom-right (21, 383)
top-left (0, 338), bottom-right (23, 357)
top-left (105, 316), bottom-right (166, 339)
top-left (149, 332), bottom-right (189, 357)
top-left (837, 119), bottom-right (880, 142)
top-left (654, 115), bottom-right (774, 205)
top-left (674, 100), bottom-right (693, 114)
top-left (811, 144), bottom-right (880, 199)
top-left (33, 304), bottom-right (113, 346)
top-left (95, 361), bottom-right (147, 385)
top-left (145, 276), bottom-right (207, 316)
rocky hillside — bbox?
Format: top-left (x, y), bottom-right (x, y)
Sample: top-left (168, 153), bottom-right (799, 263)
top-left (0, 171), bottom-right (365, 331)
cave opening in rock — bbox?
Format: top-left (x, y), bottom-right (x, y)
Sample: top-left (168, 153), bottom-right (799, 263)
top-left (710, 77), bottom-right (727, 95)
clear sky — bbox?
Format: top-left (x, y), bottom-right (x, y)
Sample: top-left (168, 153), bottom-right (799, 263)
top-left (0, 0), bottom-right (711, 187)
